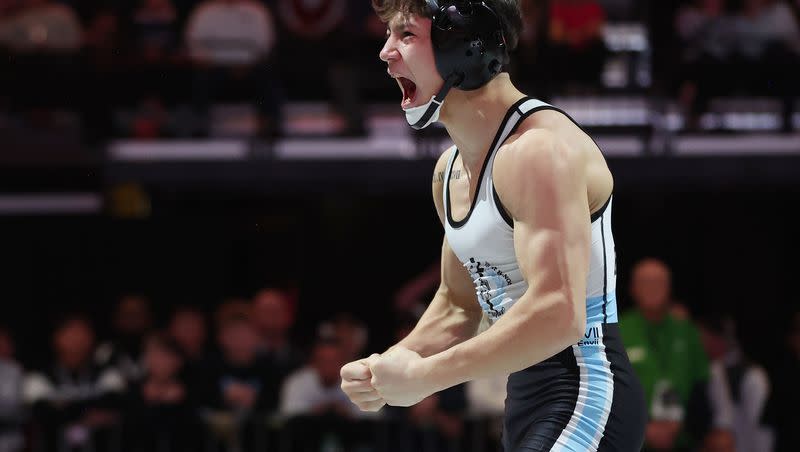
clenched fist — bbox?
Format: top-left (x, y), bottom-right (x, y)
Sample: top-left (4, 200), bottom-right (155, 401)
top-left (369, 346), bottom-right (433, 407)
top-left (340, 354), bottom-right (385, 412)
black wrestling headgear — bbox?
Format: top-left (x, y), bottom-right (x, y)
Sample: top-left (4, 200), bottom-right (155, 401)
top-left (408, 1), bottom-right (510, 129)
top-left (426, 0), bottom-right (510, 90)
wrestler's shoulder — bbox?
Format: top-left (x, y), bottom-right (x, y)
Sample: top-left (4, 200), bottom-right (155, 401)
top-left (497, 126), bottom-right (583, 174)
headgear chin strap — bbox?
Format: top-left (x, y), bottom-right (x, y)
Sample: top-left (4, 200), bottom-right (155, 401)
top-left (404, 73), bottom-right (461, 130)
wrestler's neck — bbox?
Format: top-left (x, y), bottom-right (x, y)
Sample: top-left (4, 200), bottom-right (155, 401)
top-left (440, 74), bottom-right (527, 173)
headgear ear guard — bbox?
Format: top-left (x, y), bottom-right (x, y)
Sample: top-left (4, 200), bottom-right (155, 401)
top-left (427, 0), bottom-right (509, 90)
top-left (407, 0), bottom-right (509, 129)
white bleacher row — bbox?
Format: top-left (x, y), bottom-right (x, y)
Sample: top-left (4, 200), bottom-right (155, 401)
top-left (109, 97), bottom-right (800, 161)
top-left (0, 193), bottom-right (103, 215)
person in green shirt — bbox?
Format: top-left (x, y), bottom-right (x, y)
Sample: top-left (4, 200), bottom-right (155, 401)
top-left (620, 258), bottom-right (710, 452)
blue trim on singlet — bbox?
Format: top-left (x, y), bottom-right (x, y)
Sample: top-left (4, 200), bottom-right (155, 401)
top-left (555, 334), bottom-right (614, 451)
top-left (586, 293), bottom-right (618, 325)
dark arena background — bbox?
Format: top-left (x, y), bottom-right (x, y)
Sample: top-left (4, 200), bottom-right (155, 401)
top-left (0, 1), bottom-right (799, 452)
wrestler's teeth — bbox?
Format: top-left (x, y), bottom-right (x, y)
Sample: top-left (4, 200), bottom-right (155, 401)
top-left (398, 77), bottom-right (417, 106)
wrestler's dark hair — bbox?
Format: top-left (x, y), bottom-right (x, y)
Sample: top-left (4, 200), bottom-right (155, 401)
top-left (372, 0), bottom-right (523, 51)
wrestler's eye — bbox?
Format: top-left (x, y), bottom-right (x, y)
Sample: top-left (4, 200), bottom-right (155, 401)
top-left (403, 31), bottom-right (415, 39)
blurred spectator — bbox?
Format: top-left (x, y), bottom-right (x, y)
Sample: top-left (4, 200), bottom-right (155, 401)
top-left (734, 0), bottom-right (800, 60)
top-left (619, 258), bottom-right (709, 452)
top-left (318, 313), bottom-right (368, 363)
top-left (675, 0), bottom-right (800, 127)
top-left (280, 338), bottom-right (375, 452)
top-left (511, 0), bottom-right (548, 98)
top-left (127, 94), bottom-right (172, 139)
top-left (0, 0), bottom-right (81, 113)
top-left (0, 0), bottom-right (81, 52)
top-left (79, 7), bottom-right (122, 144)
top-left (383, 316), bottom-right (466, 452)
top-left (546, 0), bottom-right (607, 93)
top-left (125, 334), bottom-right (199, 452)
top-left (120, 0), bottom-right (182, 139)
top-left (466, 356), bottom-right (508, 416)
top-left (207, 315), bottom-right (272, 412)
top-left (676, 0), bottom-right (736, 64)
top-left (251, 288), bottom-right (303, 379)
top-left (23, 315), bottom-right (125, 451)
top-left (128, 0), bottom-right (183, 138)
top-left (214, 297), bottom-right (251, 331)
top-left (733, 0), bottom-right (800, 128)
top-left (702, 428), bottom-right (736, 452)
top-left (185, 0), bottom-right (283, 138)
top-left (202, 315), bottom-right (273, 450)
top-left (169, 305), bottom-right (209, 364)
top-left (132, 0), bottom-right (179, 63)
top-left (279, 338), bottom-right (356, 418)
top-left (96, 295), bottom-right (154, 384)
top-left (768, 310), bottom-right (800, 452)
top-left (696, 313), bottom-right (773, 452)
top-left (394, 390), bottom-right (466, 452)
top-left (0, 327), bottom-right (24, 452)
top-left (167, 306), bottom-right (209, 406)
top-left (82, 8), bottom-right (119, 61)
top-left (466, 373), bottom-right (506, 452)
top-left (273, 0), bottom-right (366, 136)
top-left (674, 0), bottom-right (737, 123)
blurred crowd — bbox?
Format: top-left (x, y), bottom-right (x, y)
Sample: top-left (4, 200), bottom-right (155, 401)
top-left (0, 288), bottom-right (503, 452)
top-left (0, 258), bottom-right (798, 452)
top-left (671, 0), bottom-right (800, 127)
top-left (0, 0), bottom-right (797, 143)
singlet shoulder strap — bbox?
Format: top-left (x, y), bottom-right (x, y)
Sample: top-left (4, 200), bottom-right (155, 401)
top-left (490, 98), bottom-right (615, 227)
top-left (446, 97), bottom-right (544, 229)
top-left (483, 98), bottom-right (552, 177)
top-left (486, 98), bottom-right (551, 227)
top-left (516, 98), bottom-right (552, 115)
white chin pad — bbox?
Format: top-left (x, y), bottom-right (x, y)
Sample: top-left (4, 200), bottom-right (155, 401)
top-left (403, 95), bottom-right (443, 129)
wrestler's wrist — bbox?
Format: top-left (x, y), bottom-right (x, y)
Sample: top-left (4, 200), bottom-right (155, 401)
top-left (411, 354), bottom-right (445, 394)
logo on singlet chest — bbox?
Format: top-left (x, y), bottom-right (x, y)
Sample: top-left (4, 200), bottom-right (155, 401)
top-left (465, 258), bottom-right (512, 320)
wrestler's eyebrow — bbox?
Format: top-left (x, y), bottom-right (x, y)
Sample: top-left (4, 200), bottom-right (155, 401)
top-left (388, 22), bottom-right (407, 35)
top-left (388, 17), bottom-right (415, 35)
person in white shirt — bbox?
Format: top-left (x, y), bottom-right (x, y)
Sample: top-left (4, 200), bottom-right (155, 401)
top-left (698, 313), bottom-right (774, 452)
top-left (280, 338), bottom-right (365, 418)
top-left (281, 337), bottom-right (378, 451)
top-left (0, 327), bottom-right (23, 452)
top-left (466, 375), bottom-right (506, 417)
top-left (185, 0), bottom-right (283, 137)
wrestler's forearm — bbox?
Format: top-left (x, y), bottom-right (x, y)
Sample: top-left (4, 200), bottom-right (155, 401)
top-left (420, 290), bottom-right (584, 390)
top-left (390, 291), bottom-right (483, 358)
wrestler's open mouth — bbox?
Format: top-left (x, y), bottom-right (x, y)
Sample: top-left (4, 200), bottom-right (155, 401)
top-left (397, 77), bottom-right (418, 108)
